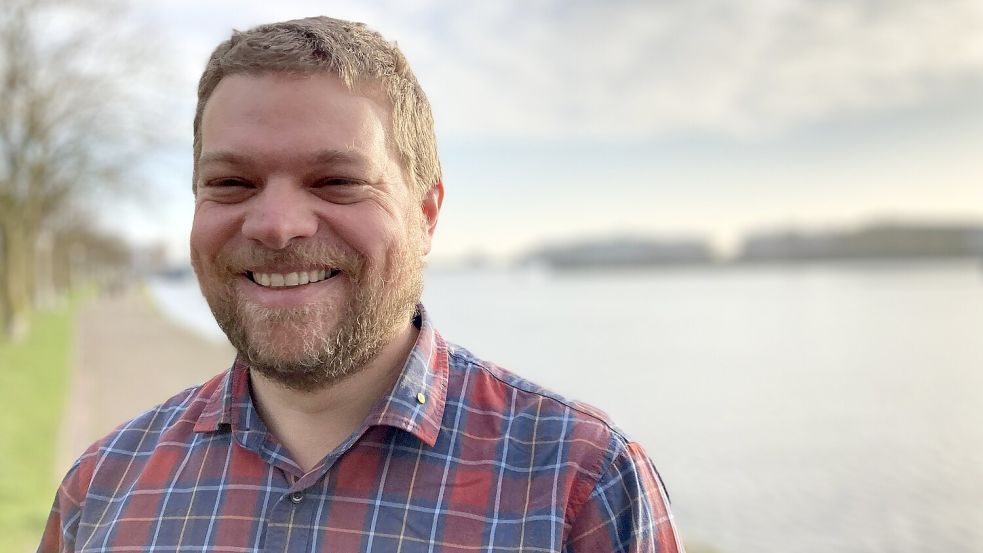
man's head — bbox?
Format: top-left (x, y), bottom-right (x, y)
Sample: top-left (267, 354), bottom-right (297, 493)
top-left (192, 16), bottom-right (441, 200)
top-left (190, 17), bottom-right (443, 391)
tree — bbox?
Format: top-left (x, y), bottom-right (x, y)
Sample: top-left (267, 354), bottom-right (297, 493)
top-left (0, 0), bottom-right (159, 339)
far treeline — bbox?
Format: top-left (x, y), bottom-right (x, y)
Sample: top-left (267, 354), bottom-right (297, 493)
top-left (0, 1), bottom-right (156, 341)
top-left (522, 223), bottom-right (983, 269)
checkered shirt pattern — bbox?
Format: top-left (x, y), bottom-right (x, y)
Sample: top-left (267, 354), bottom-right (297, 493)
top-left (40, 307), bottom-right (683, 552)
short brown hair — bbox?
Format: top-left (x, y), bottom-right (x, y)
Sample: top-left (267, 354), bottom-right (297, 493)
top-left (192, 16), bottom-right (441, 198)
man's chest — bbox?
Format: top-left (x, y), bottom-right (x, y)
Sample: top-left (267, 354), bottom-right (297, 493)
top-left (74, 437), bottom-right (575, 552)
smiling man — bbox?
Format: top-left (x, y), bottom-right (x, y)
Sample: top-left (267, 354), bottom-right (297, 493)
top-left (40, 16), bottom-right (683, 552)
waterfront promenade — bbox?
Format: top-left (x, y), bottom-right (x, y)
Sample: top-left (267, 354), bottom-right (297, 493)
top-left (55, 288), bottom-right (235, 476)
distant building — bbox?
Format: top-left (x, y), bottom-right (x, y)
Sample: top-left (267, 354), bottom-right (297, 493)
top-left (739, 223), bottom-right (983, 262)
top-left (522, 236), bottom-right (715, 269)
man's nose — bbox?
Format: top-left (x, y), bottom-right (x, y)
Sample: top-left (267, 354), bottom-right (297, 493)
top-left (241, 181), bottom-right (318, 250)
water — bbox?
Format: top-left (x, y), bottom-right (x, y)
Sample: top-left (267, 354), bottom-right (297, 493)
top-left (148, 260), bottom-right (983, 553)
top-left (147, 278), bottom-right (227, 343)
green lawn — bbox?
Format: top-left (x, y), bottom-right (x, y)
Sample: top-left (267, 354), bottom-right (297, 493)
top-left (0, 300), bottom-right (77, 552)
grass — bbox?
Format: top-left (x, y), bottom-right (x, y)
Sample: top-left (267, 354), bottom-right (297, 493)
top-left (0, 298), bottom-right (78, 552)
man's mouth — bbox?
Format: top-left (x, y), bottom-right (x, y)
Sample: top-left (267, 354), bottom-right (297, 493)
top-left (246, 268), bottom-right (342, 288)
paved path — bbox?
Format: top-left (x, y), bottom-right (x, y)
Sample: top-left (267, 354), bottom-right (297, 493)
top-left (56, 288), bottom-right (235, 474)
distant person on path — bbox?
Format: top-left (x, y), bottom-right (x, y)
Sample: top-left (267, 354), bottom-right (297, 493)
top-left (40, 16), bottom-right (683, 552)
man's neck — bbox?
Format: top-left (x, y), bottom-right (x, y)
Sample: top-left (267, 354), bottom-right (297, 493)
top-left (248, 322), bottom-right (419, 474)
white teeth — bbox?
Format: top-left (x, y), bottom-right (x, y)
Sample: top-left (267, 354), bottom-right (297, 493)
top-left (252, 269), bottom-right (334, 288)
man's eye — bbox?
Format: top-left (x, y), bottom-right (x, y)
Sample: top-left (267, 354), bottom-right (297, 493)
top-left (312, 178), bottom-right (360, 188)
top-left (207, 178), bottom-right (252, 188)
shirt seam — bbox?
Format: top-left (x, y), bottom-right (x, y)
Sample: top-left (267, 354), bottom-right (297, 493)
top-left (563, 431), bottom-right (626, 542)
top-left (447, 348), bottom-right (630, 441)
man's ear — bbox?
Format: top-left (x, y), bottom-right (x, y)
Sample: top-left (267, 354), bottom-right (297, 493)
top-left (419, 180), bottom-right (444, 255)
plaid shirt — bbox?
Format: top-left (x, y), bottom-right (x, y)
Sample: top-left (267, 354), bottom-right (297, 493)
top-left (40, 307), bottom-right (683, 552)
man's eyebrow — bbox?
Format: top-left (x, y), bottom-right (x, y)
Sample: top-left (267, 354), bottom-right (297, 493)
top-left (310, 150), bottom-right (370, 167)
top-left (198, 151), bottom-right (245, 166)
top-left (198, 150), bottom-right (371, 167)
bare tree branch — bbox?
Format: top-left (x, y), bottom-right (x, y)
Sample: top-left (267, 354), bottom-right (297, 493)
top-left (0, 0), bottom-right (165, 339)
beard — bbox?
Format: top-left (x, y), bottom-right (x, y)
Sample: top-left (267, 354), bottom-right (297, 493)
top-left (192, 235), bottom-right (424, 392)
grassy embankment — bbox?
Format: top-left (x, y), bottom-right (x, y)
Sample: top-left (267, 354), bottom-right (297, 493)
top-left (0, 299), bottom-right (78, 551)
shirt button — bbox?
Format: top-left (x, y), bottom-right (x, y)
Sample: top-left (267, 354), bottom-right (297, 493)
top-left (416, 392), bottom-right (427, 404)
top-left (289, 491), bottom-right (304, 504)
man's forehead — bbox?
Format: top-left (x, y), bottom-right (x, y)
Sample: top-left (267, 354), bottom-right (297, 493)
top-left (198, 148), bottom-right (378, 171)
top-left (205, 71), bottom-right (393, 120)
top-left (197, 76), bottom-right (413, 192)
top-left (202, 74), bottom-right (392, 149)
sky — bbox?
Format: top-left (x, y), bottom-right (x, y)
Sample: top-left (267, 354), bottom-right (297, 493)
top-left (95, 0), bottom-right (983, 261)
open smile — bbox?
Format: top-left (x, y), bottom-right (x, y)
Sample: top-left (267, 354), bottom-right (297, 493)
top-left (246, 268), bottom-right (342, 288)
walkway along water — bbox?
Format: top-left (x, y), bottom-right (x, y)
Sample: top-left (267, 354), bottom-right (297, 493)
top-left (55, 288), bottom-right (235, 476)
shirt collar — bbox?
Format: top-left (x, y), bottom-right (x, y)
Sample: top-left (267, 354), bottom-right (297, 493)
top-left (194, 304), bottom-right (448, 448)
top-left (365, 305), bottom-right (447, 446)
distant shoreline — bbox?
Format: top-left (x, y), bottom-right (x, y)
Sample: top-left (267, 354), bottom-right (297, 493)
top-left (473, 255), bottom-right (983, 274)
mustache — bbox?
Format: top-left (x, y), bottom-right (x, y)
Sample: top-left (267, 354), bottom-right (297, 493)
top-left (215, 241), bottom-right (364, 278)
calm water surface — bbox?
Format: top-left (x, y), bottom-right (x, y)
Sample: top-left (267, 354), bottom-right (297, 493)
top-left (150, 260), bottom-right (983, 553)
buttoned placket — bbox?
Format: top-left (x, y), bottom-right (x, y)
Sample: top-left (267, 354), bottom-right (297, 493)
top-left (253, 419), bottom-right (381, 552)
top-left (231, 395), bottom-right (327, 552)
top-left (262, 474), bottom-right (318, 552)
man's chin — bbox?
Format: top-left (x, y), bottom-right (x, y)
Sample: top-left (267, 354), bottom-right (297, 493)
top-left (239, 337), bottom-right (337, 391)
top-left (245, 355), bottom-right (326, 390)
top-left (232, 314), bottom-right (369, 390)
top-left (238, 301), bottom-right (339, 341)
top-left (243, 338), bottom-right (381, 392)
top-left (240, 320), bottom-right (332, 364)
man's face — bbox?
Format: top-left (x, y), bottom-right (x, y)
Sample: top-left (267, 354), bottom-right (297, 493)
top-left (191, 73), bottom-right (440, 390)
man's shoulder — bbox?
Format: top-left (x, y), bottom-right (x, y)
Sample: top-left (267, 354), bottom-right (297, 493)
top-left (442, 341), bottom-right (630, 446)
top-left (75, 369), bottom-right (229, 466)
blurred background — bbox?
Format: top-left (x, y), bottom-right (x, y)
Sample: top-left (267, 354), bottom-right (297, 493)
top-left (1, 0), bottom-right (982, 551)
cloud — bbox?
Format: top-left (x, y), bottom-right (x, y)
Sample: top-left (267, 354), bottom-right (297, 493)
top-left (378, 0), bottom-right (983, 140)
top-left (141, 0), bottom-right (983, 140)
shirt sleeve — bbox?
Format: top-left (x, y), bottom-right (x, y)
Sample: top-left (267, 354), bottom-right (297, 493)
top-left (37, 461), bottom-right (84, 553)
top-left (564, 438), bottom-right (684, 553)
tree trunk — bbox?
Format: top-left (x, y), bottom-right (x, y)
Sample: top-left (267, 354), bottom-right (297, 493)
top-left (0, 223), bottom-right (9, 340)
top-left (0, 216), bottom-right (32, 341)
top-left (34, 226), bottom-right (55, 308)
